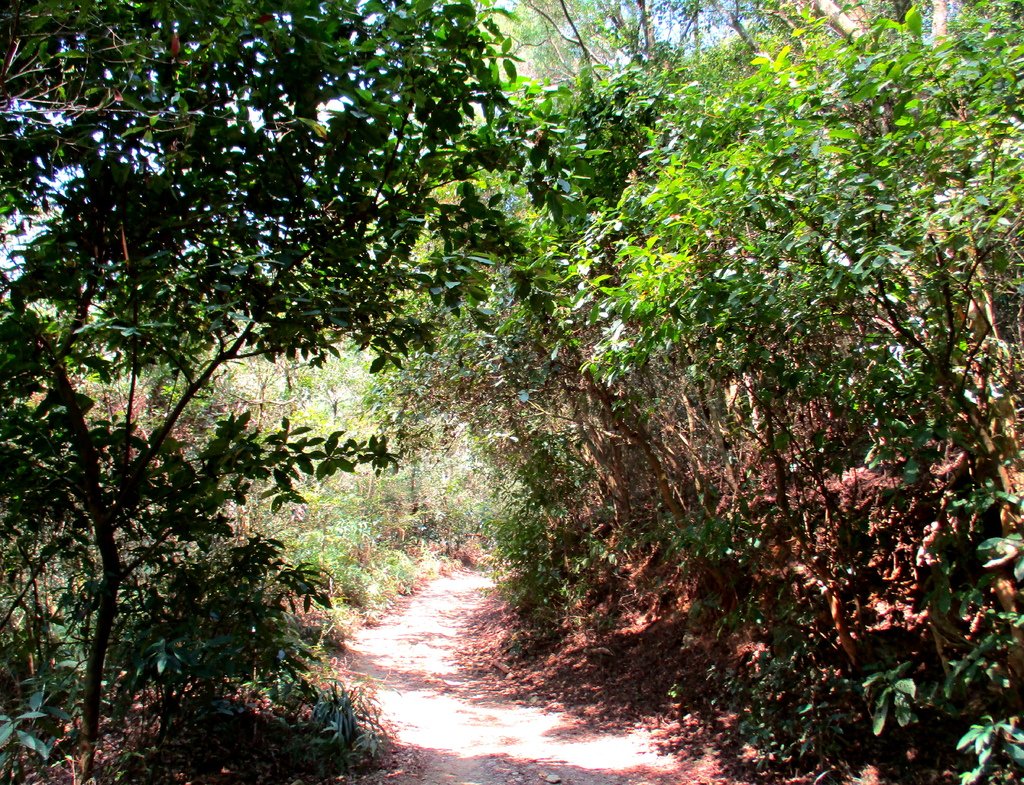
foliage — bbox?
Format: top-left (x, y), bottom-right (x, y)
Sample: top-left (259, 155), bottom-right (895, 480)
top-left (0, 690), bottom-right (70, 784)
top-left (5, 0), bottom-right (1024, 780)
top-left (307, 680), bottom-right (384, 771)
top-left (597, 21), bottom-right (1023, 774)
top-left (181, 346), bottom-right (500, 658)
top-left (732, 645), bottom-right (860, 765)
top-left (864, 663), bottom-right (918, 737)
top-left (386, 8), bottom-right (1024, 781)
top-left (957, 715), bottom-right (1024, 785)
top-left (0, 0), bottom-right (512, 777)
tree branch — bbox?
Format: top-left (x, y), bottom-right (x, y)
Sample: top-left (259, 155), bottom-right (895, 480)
top-left (526, 1), bottom-right (588, 49)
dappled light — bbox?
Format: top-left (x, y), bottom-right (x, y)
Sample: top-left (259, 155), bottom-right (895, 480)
top-left (3, 0), bottom-right (1023, 782)
top-left (345, 572), bottom-right (710, 785)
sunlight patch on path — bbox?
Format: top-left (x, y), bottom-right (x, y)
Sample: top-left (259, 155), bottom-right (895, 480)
top-left (345, 572), bottom-right (701, 785)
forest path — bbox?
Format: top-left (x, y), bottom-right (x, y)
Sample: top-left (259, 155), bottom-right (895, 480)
top-left (344, 571), bottom-right (723, 785)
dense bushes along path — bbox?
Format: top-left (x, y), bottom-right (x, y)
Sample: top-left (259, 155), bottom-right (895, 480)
top-left (344, 572), bottom-right (741, 785)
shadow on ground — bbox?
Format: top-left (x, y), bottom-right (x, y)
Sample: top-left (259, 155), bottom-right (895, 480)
top-left (344, 571), bottom-right (751, 785)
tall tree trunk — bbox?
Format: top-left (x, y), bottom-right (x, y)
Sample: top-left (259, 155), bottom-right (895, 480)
top-left (562, 378), bottom-right (633, 525)
top-left (932, 0), bottom-right (948, 38)
top-left (636, 0), bottom-right (655, 57)
top-left (50, 359), bottom-right (122, 781)
top-left (556, 0), bottom-right (595, 65)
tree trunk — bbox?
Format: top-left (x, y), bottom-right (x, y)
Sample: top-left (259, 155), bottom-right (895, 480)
top-left (49, 359), bottom-right (123, 780)
top-left (583, 374), bottom-right (685, 520)
top-left (800, 0), bottom-right (869, 39)
top-left (712, 1), bottom-right (761, 54)
top-left (951, 289), bottom-right (1024, 687)
top-left (79, 575), bottom-right (119, 780)
top-left (636, 0), bottom-right (655, 58)
top-left (932, 0), bottom-right (948, 39)
top-left (556, 0), bottom-right (595, 65)
top-left (79, 517), bottom-right (122, 781)
top-left (563, 379), bottom-right (633, 525)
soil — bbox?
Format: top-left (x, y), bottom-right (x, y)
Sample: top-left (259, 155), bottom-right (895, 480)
top-left (344, 571), bottom-right (764, 785)
top-left (26, 571), bottom-right (953, 784)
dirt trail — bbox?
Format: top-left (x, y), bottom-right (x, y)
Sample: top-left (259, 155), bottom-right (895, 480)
top-left (345, 571), bottom-right (722, 785)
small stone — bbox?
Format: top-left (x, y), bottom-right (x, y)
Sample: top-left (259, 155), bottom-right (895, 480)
top-left (544, 775), bottom-right (561, 784)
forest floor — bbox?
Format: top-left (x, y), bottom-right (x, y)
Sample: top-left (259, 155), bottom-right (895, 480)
top-left (342, 570), bottom-right (770, 785)
top-left (63, 568), bottom-right (944, 784)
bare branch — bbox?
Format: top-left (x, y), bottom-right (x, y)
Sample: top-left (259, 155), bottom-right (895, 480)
top-left (556, 0), bottom-right (595, 65)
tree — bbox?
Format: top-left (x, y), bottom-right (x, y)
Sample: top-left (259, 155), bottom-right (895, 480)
top-left (508, 0), bottom-right (963, 80)
top-left (570, 19), bottom-right (1024, 773)
top-left (0, 0), bottom-right (512, 777)
top-left (390, 9), bottom-right (1024, 778)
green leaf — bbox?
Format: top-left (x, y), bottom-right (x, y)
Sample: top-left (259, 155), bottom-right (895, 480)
top-left (957, 724), bottom-right (985, 751)
top-left (829, 128), bottom-right (859, 141)
top-left (546, 191), bottom-right (564, 222)
top-left (16, 730), bottom-right (52, 760)
top-left (773, 45), bottom-right (792, 71)
top-left (905, 6), bottom-right (923, 38)
top-left (872, 700), bottom-right (889, 735)
top-left (296, 117), bottom-right (329, 139)
top-left (893, 678), bottom-right (916, 698)
top-left (1006, 742), bottom-right (1024, 767)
